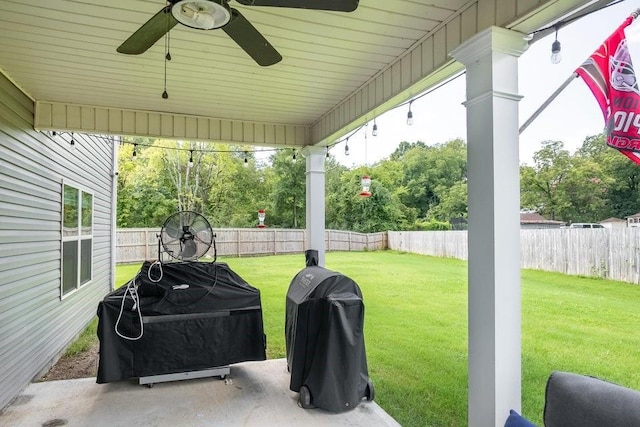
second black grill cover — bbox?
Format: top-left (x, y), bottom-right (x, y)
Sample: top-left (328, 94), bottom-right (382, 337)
top-left (97, 261), bottom-right (266, 383)
top-left (285, 265), bottom-right (370, 412)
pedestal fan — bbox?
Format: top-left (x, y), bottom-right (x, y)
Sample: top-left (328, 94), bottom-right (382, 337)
top-left (158, 211), bottom-right (215, 261)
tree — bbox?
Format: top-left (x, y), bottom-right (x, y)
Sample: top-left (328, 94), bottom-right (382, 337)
top-left (328, 168), bottom-right (411, 232)
top-left (577, 133), bottom-right (640, 219)
top-left (392, 139), bottom-right (467, 219)
top-left (389, 140), bottom-right (427, 160)
top-left (325, 155), bottom-right (349, 229)
top-left (520, 140), bottom-right (572, 220)
top-left (184, 146), bottom-right (269, 228)
top-left (269, 150), bottom-right (306, 228)
top-left (160, 140), bottom-right (205, 213)
top-left (117, 139), bottom-right (177, 227)
top-left (427, 181), bottom-right (467, 221)
top-left (561, 156), bottom-right (610, 222)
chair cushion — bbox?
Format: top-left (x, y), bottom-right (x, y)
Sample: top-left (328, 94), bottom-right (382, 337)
top-left (544, 371), bottom-right (640, 427)
top-left (504, 409), bottom-right (536, 427)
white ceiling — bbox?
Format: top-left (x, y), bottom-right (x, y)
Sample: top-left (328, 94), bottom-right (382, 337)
top-left (0, 0), bottom-right (596, 144)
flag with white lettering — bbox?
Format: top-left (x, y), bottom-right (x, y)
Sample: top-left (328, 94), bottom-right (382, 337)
top-left (576, 16), bottom-right (640, 165)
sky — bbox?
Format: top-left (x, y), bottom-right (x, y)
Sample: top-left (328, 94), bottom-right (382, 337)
top-left (327, 0), bottom-right (640, 168)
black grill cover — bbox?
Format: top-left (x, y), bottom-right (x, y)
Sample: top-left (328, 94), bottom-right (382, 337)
top-left (97, 261), bottom-right (266, 383)
top-left (285, 264), bottom-right (370, 412)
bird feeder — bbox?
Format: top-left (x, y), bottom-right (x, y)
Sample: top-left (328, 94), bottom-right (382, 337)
top-left (359, 175), bottom-right (372, 198)
top-left (257, 209), bottom-right (266, 228)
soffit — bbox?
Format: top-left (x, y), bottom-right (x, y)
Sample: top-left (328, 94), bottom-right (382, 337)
top-left (0, 0), bottom-right (595, 145)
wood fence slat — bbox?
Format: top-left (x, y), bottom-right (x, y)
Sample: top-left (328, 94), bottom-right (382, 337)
top-left (116, 228), bottom-right (383, 263)
top-left (388, 228), bottom-right (640, 285)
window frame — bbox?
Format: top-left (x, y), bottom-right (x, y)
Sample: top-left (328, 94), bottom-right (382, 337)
top-left (60, 180), bottom-right (94, 299)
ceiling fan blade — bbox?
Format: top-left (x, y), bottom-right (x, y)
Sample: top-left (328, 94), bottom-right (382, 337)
top-left (117, 6), bottom-right (179, 54)
top-left (235, 0), bottom-right (358, 12)
top-left (222, 8), bottom-right (282, 66)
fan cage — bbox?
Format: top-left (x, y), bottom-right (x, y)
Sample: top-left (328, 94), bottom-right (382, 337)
top-left (160, 211), bottom-right (214, 261)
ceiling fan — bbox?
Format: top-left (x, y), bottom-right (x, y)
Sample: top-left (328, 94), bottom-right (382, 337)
top-left (117, 0), bottom-right (359, 66)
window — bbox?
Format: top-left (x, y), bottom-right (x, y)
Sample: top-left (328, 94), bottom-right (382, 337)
top-left (62, 182), bottom-right (93, 297)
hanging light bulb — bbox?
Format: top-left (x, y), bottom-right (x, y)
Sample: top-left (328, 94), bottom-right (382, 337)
top-left (551, 27), bottom-right (562, 64)
top-left (244, 151), bottom-right (249, 167)
top-left (344, 138), bottom-right (350, 156)
top-left (69, 132), bottom-right (76, 150)
top-left (326, 146), bottom-right (330, 158)
top-left (188, 150), bottom-right (194, 168)
top-left (372, 118), bottom-right (378, 137)
top-left (132, 144), bottom-right (137, 160)
top-left (407, 101), bottom-right (414, 126)
top-left (162, 30), bottom-right (170, 99)
top-left (292, 149), bottom-right (297, 161)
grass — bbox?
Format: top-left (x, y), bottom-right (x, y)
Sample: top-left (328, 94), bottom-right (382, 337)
top-left (87, 251), bottom-right (640, 426)
top-left (62, 266), bottom-right (138, 357)
top-left (63, 317), bottom-right (99, 357)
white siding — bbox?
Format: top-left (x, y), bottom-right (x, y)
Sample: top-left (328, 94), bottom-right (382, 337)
top-left (0, 73), bottom-right (114, 410)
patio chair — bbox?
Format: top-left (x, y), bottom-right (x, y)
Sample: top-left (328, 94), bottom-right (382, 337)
top-left (505, 371), bottom-right (640, 426)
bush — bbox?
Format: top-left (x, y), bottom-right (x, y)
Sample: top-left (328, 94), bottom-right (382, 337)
top-left (414, 219), bottom-right (451, 231)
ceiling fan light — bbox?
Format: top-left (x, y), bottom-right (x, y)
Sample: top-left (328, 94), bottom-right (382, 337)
top-left (172, 0), bottom-right (231, 30)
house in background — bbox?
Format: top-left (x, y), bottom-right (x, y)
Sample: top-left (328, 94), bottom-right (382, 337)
top-left (626, 213), bottom-right (640, 227)
top-left (600, 217), bottom-right (627, 229)
top-left (520, 212), bottom-right (565, 229)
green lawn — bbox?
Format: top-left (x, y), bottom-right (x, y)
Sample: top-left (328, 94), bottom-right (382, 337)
top-left (113, 251), bottom-right (640, 427)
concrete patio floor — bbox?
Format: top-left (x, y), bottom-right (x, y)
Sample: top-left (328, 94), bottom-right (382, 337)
top-left (0, 358), bottom-right (400, 427)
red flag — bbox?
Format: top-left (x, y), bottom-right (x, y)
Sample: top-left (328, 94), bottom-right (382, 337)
top-left (576, 16), bottom-right (640, 165)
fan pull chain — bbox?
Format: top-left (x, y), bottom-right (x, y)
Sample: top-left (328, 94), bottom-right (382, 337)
top-left (162, 6), bottom-right (171, 99)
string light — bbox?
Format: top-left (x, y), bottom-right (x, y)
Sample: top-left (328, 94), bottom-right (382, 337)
top-left (407, 101), bottom-right (413, 126)
top-left (188, 150), bottom-right (194, 167)
top-left (534, 1), bottom-right (625, 65)
top-left (70, 132), bottom-right (75, 150)
top-left (85, 71), bottom-right (468, 164)
top-left (551, 26), bottom-right (562, 64)
top-left (244, 151), bottom-right (248, 167)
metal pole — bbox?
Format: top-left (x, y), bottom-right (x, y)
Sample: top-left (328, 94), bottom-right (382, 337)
top-left (519, 73), bottom-right (578, 135)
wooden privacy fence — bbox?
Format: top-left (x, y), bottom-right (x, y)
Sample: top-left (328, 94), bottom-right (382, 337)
top-left (388, 228), bottom-right (640, 284)
top-left (116, 228), bottom-right (387, 263)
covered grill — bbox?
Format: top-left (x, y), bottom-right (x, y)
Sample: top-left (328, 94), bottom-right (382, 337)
top-left (97, 261), bottom-right (266, 384)
top-left (285, 251), bottom-right (374, 412)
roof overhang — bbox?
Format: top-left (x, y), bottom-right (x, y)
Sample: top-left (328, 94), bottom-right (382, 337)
top-left (0, 0), bottom-right (602, 147)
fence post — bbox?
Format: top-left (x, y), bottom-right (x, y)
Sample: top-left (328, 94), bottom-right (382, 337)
top-left (274, 230), bottom-right (277, 255)
top-left (144, 229), bottom-right (149, 260)
top-left (237, 229), bottom-right (241, 257)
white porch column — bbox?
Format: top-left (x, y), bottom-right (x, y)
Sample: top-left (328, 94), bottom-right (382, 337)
top-left (450, 27), bottom-right (528, 427)
top-left (301, 146), bottom-right (326, 267)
